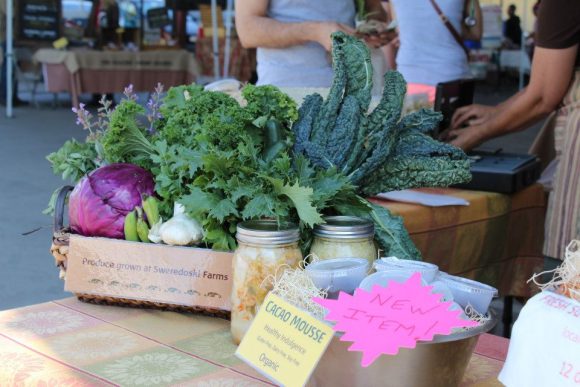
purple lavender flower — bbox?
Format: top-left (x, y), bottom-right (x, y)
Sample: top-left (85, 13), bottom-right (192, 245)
top-left (71, 103), bottom-right (95, 132)
top-left (96, 95), bottom-right (114, 132)
top-left (145, 83), bottom-right (165, 134)
top-left (123, 84), bottom-right (138, 101)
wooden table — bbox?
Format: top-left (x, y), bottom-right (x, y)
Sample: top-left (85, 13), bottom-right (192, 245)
top-left (372, 184), bottom-right (546, 299)
top-left (0, 298), bottom-right (509, 386)
top-left (34, 49), bottom-right (201, 107)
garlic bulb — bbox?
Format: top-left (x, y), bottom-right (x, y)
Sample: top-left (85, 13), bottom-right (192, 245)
top-left (159, 203), bottom-right (203, 246)
top-left (148, 219), bottom-right (163, 244)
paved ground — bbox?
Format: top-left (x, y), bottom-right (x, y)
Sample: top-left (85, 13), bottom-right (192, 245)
top-left (0, 80), bottom-right (539, 338)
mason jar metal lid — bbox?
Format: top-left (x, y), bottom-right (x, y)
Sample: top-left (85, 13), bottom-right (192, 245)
top-left (313, 216), bottom-right (374, 239)
top-left (236, 220), bottom-right (300, 245)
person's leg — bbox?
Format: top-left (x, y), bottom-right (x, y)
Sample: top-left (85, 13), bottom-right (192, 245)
top-left (0, 41), bottom-right (7, 103)
top-left (0, 41), bottom-right (26, 105)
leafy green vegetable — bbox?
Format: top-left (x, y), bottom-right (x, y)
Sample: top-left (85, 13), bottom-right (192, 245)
top-left (291, 31), bottom-right (472, 260)
top-left (242, 84), bottom-right (298, 128)
top-left (273, 180), bottom-right (324, 228)
top-left (75, 84), bottom-right (345, 250)
top-left (101, 99), bottom-right (154, 168)
top-left (47, 139), bottom-right (100, 183)
top-left (293, 31), bottom-right (470, 197)
top-left (48, 35), bottom-right (467, 261)
top-left (331, 195), bottom-right (421, 261)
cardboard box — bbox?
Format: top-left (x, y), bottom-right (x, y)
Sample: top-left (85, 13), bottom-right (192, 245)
top-left (65, 235), bottom-right (233, 311)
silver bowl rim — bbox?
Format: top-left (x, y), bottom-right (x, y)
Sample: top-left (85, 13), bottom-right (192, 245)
top-left (331, 310), bottom-right (498, 345)
top-left (420, 309), bottom-right (498, 344)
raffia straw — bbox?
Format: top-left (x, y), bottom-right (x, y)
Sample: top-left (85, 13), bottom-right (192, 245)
top-left (464, 304), bottom-right (491, 326)
top-left (260, 257), bottom-right (328, 320)
top-left (528, 240), bottom-right (580, 301)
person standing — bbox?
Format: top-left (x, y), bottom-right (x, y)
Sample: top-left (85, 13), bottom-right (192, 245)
top-left (447, 0), bottom-right (580, 261)
top-left (235, 0), bottom-right (396, 87)
top-left (98, 0), bottom-right (120, 47)
top-left (388, 0), bottom-right (482, 86)
top-left (504, 4), bottom-right (522, 47)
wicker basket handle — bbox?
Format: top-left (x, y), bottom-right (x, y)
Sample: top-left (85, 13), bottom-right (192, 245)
top-left (54, 186), bottom-right (74, 233)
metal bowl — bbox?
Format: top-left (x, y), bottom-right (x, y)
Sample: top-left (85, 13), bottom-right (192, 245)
top-left (308, 312), bottom-right (497, 387)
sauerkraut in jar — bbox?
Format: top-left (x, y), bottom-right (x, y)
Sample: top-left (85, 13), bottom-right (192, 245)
top-left (231, 220), bottom-right (301, 344)
top-left (310, 216), bottom-right (377, 265)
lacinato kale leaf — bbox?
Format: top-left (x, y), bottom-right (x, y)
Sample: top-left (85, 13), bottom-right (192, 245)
top-left (291, 31), bottom-right (472, 259)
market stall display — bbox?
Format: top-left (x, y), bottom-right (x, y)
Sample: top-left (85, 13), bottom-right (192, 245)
top-left (47, 31), bottom-right (471, 271)
top-left (34, 48), bottom-right (200, 106)
top-left (47, 34), bottom-right (472, 317)
top-left (41, 31), bottom-right (527, 385)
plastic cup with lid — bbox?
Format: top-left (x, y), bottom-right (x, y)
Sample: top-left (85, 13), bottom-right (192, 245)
top-left (374, 256), bottom-right (439, 283)
top-left (437, 273), bottom-right (498, 314)
top-left (429, 279), bottom-right (454, 303)
top-left (306, 258), bottom-right (369, 299)
top-left (358, 269), bottom-right (428, 292)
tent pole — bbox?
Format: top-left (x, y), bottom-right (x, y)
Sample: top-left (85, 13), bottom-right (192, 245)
top-left (140, 0), bottom-right (144, 49)
top-left (223, 0), bottom-right (233, 78)
top-left (6, 0), bottom-right (13, 118)
top-left (211, 0), bottom-right (220, 80)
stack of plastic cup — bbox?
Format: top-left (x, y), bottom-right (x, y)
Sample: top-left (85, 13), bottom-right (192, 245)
top-left (438, 273), bottom-right (498, 314)
top-left (306, 258), bottom-right (369, 299)
top-left (374, 256), bottom-right (439, 283)
top-left (358, 269), bottom-right (429, 292)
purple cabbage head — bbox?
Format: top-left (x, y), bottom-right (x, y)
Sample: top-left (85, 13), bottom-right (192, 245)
top-left (69, 163), bottom-right (155, 239)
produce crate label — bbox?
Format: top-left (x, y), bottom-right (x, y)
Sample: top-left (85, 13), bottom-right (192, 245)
top-left (236, 293), bottom-right (334, 387)
top-left (65, 235), bottom-right (233, 310)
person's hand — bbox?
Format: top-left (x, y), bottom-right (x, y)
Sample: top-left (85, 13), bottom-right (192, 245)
top-left (362, 29), bottom-right (398, 49)
top-left (440, 123), bottom-right (488, 151)
top-left (313, 22), bottom-right (356, 51)
top-left (356, 20), bottom-right (398, 49)
top-left (387, 36), bottom-right (400, 50)
top-left (451, 104), bottom-right (496, 129)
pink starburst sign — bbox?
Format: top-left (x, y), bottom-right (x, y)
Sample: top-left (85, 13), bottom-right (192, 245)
top-left (313, 272), bottom-right (479, 367)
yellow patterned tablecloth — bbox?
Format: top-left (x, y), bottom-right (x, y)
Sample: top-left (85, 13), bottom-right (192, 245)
top-left (0, 298), bottom-right (508, 386)
top-left (371, 184), bottom-right (546, 298)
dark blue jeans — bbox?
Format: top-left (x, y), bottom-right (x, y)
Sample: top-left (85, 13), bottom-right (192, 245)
top-left (1, 41), bottom-right (7, 101)
top-left (1, 41), bottom-right (17, 102)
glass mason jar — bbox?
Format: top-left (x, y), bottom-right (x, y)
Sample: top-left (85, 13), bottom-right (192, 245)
top-left (231, 220), bottom-right (302, 344)
top-left (310, 216), bottom-right (377, 265)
